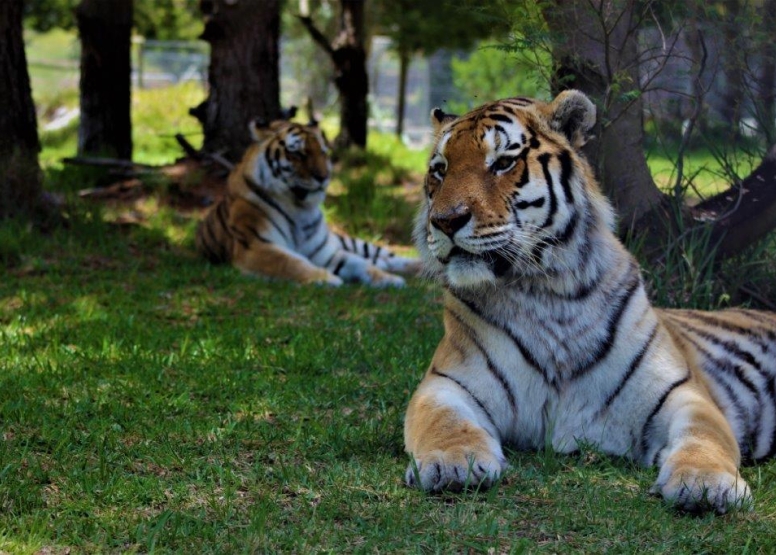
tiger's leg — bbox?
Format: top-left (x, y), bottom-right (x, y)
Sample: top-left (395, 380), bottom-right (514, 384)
top-left (321, 249), bottom-right (406, 288)
top-left (233, 241), bottom-right (343, 286)
top-left (404, 345), bottom-right (507, 491)
top-left (332, 232), bottom-right (422, 276)
top-left (649, 380), bottom-right (752, 513)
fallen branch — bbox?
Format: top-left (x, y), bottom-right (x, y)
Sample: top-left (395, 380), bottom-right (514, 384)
top-left (63, 156), bottom-right (157, 169)
top-left (174, 133), bottom-right (234, 172)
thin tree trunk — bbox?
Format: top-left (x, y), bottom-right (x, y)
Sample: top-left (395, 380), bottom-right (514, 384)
top-left (756, 0), bottom-right (776, 144)
top-left (544, 0), bottom-right (663, 228)
top-left (396, 51), bottom-right (409, 138)
top-left (299, 0), bottom-right (369, 149)
top-left (76, 0), bottom-right (133, 160)
top-left (0, 0), bottom-right (42, 219)
top-left (191, 0), bottom-right (281, 161)
top-left (721, 0), bottom-right (745, 141)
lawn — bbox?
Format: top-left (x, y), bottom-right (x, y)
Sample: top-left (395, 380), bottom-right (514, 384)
top-left (4, 193), bottom-right (776, 553)
top-left (5, 45), bottom-right (776, 551)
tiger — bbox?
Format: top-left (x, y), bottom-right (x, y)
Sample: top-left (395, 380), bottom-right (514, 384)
top-left (195, 118), bottom-right (420, 286)
top-left (403, 89), bottom-right (776, 514)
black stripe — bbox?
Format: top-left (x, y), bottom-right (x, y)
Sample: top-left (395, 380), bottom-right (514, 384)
top-left (308, 233), bottom-right (329, 260)
top-left (322, 250), bottom-right (338, 269)
top-left (764, 377), bottom-right (776, 459)
top-left (350, 236), bottom-right (359, 253)
top-left (446, 308), bottom-right (518, 416)
top-left (601, 324), bottom-right (659, 410)
top-left (430, 367), bottom-right (498, 433)
top-left (640, 374), bottom-right (691, 459)
top-left (362, 241), bottom-right (369, 259)
top-left (336, 233), bottom-right (349, 250)
top-left (488, 113), bottom-right (513, 123)
top-left (245, 178), bottom-right (297, 232)
top-left (683, 310), bottom-right (776, 348)
top-left (371, 245), bottom-right (382, 264)
top-left (332, 258), bottom-right (347, 276)
top-left (515, 197), bottom-right (545, 210)
top-left (537, 153), bottom-right (557, 229)
top-left (558, 150), bottom-right (575, 204)
top-left (452, 292), bottom-right (553, 387)
top-left (570, 271), bottom-right (642, 379)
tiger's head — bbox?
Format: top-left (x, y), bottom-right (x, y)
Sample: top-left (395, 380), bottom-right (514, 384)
top-left (415, 90), bottom-right (615, 289)
top-left (245, 117), bottom-right (332, 208)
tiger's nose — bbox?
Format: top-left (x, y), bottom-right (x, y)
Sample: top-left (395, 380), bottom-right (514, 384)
top-left (430, 205), bottom-right (472, 237)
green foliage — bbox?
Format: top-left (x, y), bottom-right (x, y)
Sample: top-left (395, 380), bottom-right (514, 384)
top-left (448, 42), bottom-right (550, 114)
top-left (373, 0), bottom-right (498, 58)
top-left (24, 0), bottom-right (201, 39)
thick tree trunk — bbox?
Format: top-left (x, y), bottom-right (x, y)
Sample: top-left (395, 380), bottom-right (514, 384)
top-left (191, 0), bottom-right (281, 161)
top-left (300, 0), bottom-right (368, 149)
top-left (76, 0), bottom-right (133, 160)
top-left (0, 0), bottom-right (42, 219)
top-left (544, 0), bottom-right (664, 229)
top-left (396, 51), bottom-right (409, 138)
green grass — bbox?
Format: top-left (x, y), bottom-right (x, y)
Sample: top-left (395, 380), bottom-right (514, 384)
top-left (11, 28), bottom-right (776, 552)
top-left (4, 199), bottom-right (776, 554)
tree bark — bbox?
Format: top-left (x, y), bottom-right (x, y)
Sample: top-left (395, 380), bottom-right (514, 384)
top-left (0, 0), bottom-right (42, 219)
top-left (76, 0), bottom-right (133, 160)
top-left (299, 0), bottom-right (369, 149)
top-left (396, 51), bottom-right (409, 138)
top-left (191, 0), bottom-right (281, 161)
top-left (544, 0), bottom-right (664, 228)
top-left (721, 0), bottom-right (745, 140)
top-left (756, 0), bottom-right (776, 144)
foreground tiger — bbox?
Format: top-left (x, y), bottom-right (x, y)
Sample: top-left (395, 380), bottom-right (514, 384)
top-left (403, 90), bottom-right (776, 513)
top-left (195, 118), bottom-right (419, 286)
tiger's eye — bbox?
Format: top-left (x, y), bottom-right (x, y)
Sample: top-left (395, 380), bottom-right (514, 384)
top-left (492, 156), bottom-right (516, 172)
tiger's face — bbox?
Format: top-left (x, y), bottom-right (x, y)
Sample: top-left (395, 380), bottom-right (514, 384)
top-left (249, 119), bottom-right (332, 207)
top-left (416, 90), bottom-right (610, 289)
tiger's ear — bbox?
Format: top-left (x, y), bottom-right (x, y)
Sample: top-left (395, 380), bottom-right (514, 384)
top-left (430, 107), bottom-right (457, 134)
top-left (280, 105), bottom-right (298, 120)
top-left (548, 90), bottom-right (596, 148)
top-left (248, 118), bottom-right (272, 142)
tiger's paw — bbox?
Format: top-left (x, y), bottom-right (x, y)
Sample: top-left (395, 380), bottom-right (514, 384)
top-left (652, 466), bottom-right (753, 514)
top-left (306, 272), bottom-right (343, 287)
top-left (366, 267), bottom-right (406, 288)
top-left (405, 448), bottom-right (507, 492)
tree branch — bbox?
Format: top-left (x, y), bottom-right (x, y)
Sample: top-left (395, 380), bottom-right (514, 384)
top-left (297, 14), bottom-right (334, 57)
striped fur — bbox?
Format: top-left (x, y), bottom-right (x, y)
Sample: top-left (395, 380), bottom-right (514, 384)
top-left (195, 119), bottom-right (420, 286)
top-left (404, 90), bottom-right (776, 513)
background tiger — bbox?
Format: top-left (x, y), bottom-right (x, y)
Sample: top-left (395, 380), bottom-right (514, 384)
top-left (195, 118), bottom-right (420, 286)
top-left (403, 89), bottom-right (776, 513)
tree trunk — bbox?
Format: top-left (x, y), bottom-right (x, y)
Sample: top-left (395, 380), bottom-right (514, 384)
top-left (0, 0), bottom-right (42, 219)
top-left (721, 0), bottom-right (745, 141)
top-left (191, 0), bottom-right (281, 161)
top-left (300, 0), bottom-right (369, 149)
top-left (544, 0), bottom-right (664, 229)
top-left (756, 0), bottom-right (776, 144)
top-left (396, 51), bottom-right (409, 138)
top-left (76, 0), bottom-right (133, 160)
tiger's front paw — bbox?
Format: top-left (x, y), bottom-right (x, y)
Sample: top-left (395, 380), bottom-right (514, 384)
top-left (652, 465), bottom-right (752, 514)
top-left (405, 448), bottom-right (507, 492)
top-left (305, 271), bottom-right (343, 287)
top-left (366, 267), bottom-right (405, 288)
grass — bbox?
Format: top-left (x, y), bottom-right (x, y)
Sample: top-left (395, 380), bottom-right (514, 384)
top-left (11, 29), bottom-right (776, 551)
top-left (4, 203), bottom-right (776, 553)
